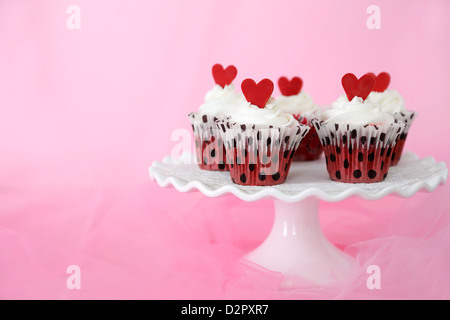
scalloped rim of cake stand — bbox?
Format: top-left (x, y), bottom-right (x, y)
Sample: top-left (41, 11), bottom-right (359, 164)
top-left (149, 151), bottom-right (447, 203)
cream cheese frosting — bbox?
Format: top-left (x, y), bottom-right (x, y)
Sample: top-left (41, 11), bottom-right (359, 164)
top-left (276, 92), bottom-right (317, 116)
top-left (323, 94), bottom-right (396, 125)
top-left (365, 89), bottom-right (406, 114)
top-left (229, 98), bottom-right (296, 127)
top-left (198, 84), bottom-right (246, 116)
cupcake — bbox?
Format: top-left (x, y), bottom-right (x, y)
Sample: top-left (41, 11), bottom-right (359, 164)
top-left (312, 73), bottom-right (406, 183)
top-left (275, 76), bottom-right (323, 161)
top-left (217, 78), bottom-right (310, 186)
top-left (365, 72), bottom-right (416, 166)
top-left (188, 64), bottom-right (246, 171)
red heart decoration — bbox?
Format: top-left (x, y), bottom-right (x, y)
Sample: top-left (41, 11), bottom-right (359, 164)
top-left (366, 72), bottom-right (391, 92)
top-left (212, 64), bottom-right (237, 88)
top-left (278, 76), bottom-right (303, 96)
top-left (341, 73), bottom-right (375, 101)
top-left (241, 78), bottom-right (274, 109)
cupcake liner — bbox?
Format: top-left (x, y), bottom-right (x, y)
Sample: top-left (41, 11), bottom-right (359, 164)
top-left (216, 120), bottom-right (310, 186)
top-left (188, 112), bottom-right (228, 171)
top-left (390, 110), bottom-right (417, 166)
top-left (292, 111), bottom-right (323, 161)
top-left (311, 119), bottom-right (406, 183)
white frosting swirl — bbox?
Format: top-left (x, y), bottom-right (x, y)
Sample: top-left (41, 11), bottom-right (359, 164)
top-left (366, 89), bottom-right (406, 114)
top-left (323, 95), bottom-right (396, 125)
top-left (275, 92), bottom-right (318, 116)
top-left (229, 99), bottom-right (296, 127)
top-left (198, 84), bottom-right (245, 116)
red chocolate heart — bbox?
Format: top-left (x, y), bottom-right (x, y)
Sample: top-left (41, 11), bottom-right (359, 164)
top-left (212, 64), bottom-right (237, 88)
top-left (278, 76), bottom-right (303, 96)
top-left (241, 78), bottom-right (274, 109)
top-left (366, 72), bottom-right (391, 92)
top-left (341, 73), bottom-right (375, 101)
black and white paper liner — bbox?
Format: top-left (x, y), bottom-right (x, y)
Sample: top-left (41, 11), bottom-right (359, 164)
top-left (188, 112), bottom-right (228, 169)
top-left (216, 120), bottom-right (310, 185)
top-left (311, 119), bottom-right (407, 183)
top-left (392, 110), bottom-right (416, 135)
top-left (293, 111), bottom-right (324, 161)
top-left (296, 110), bottom-right (322, 124)
top-left (390, 110), bottom-right (417, 165)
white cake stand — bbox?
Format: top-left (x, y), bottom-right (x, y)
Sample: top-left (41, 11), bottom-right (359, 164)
top-left (149, 152), bottom-right (447, 286)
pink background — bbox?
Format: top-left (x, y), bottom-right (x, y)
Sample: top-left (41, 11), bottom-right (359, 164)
top-left (0, 0), bottom-right (449, 299)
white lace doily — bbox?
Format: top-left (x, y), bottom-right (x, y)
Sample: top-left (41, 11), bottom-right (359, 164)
top-left (149, 151), bottom-right (447, 202)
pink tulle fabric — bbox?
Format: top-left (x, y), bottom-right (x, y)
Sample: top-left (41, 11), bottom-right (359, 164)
top-left (1, 182), bottom-right (448, 299)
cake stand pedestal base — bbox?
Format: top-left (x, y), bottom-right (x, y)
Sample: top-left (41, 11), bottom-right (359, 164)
top-left (244, 198), bottom-right (353, 287)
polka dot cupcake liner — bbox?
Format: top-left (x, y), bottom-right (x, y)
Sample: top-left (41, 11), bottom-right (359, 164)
top-left (292, 112), bottom-right (323, 161)
top-left (216, 120), bottom-right (310, 186)
top-left (311, 119), bottom-right (406, 183)
top-left (188, 112), bottom-right (228, 171)
top-left (390, 111), bottom-right (417, 166)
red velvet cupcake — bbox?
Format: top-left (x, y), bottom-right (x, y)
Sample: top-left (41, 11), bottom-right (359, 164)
top-left (365, 72), bottom-right (417, 166)
top-left (188, 63), bottom-right (246, 171)
top-left (314, 73), bottom-right (406, 183)
top-left (275, 76), bottom-right (323, 161)
top-left (217, 78), bottom-right (310, 186)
